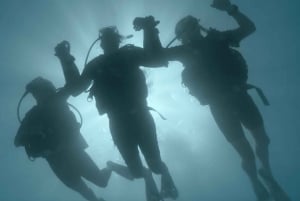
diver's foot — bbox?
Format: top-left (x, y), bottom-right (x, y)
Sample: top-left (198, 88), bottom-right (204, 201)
top-left (259, 168), bottom-right (292, 201)
top-left (160, 176), bottom-right (178, 200)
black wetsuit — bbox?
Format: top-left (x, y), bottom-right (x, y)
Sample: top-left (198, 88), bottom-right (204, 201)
top-left (56, 27), bottom-right (178, 199)
top-left (82, 45), bottom-right (163, 176)
top-left (15, 91), bottom-right (109, 201)
top-left (165, 29), bottom-right (269, 143)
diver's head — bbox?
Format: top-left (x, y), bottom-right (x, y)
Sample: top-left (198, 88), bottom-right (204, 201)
top-left (26, 77), bottom-right (56, 104)
top-left (99, 26), bottom-right (122, 54)
top-left (175, 15), bottom-right (203, 44)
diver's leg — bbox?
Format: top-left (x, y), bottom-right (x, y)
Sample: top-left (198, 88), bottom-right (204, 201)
top-left (230, 138), bottom-right (269, 201)
top-left (109, 114), bottom-right (162, 201)
top-left (109, 116), bottom-right (144, 178)
top-left (210, 104), bottom-right (269, 201)
top-left (137, 110), bottom-right (178, 200)
top-left (74, 150), bottom-right (112, 188)
top-left (110, 131), bottom-right (144, 178)
top-left (240, 94), bottom-right (291, 201)
top-left (251, 126), bottom-right (272, 177)
top-left (115, 132), bottom-right (162, 201)
top-left (106, 161), bottom-right (134, 180)
top-left (239, 93), bottom-right (272, 175)
top-left (47, 155), bottom-right (103, 201)
top-left (65, 179), bottom-right (103, 201)
top-left (66, 180), bottom-right (104, 201)
top-left (106, 160), bottom-right (161, 201)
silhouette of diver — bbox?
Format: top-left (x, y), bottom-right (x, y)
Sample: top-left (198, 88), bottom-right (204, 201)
top-left (54, 16), bottom-right (178, 201)
top-left (151, 0), bottom-right (292, 200)
top-left (14, 77), bottom-right (112, 201)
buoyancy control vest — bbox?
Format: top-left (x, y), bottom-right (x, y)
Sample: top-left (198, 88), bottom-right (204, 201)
top-left (181, 30), bottom-right (248, 105)
top-left (88, 45), bottom-right (148, 114)
top-left (17, 96), bottom-right (86, 159)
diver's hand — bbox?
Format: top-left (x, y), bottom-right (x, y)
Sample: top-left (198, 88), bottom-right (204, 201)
top-left (133, 16), bottom-right (160, 31)
top-left (55, 40), bottom-right (71, 60)
top-left (211, 0), bottom-right (232, 11)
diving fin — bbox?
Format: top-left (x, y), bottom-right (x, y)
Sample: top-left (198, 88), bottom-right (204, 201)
top-left (259, 169), bottom-right (292, 201)
top-left (160, 173), bottom-right (178, 200)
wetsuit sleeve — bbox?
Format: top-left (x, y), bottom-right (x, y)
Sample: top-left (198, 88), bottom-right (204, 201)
top-left (216, 5), bottom-right (256, 47)
top-left (143, 27), bottom-right (163, 56)
top-left (142, 23), bottom-right (188, 65)
top-left (57, 55), bottom-right (92, 97)
top-left (162, 46), bottom-right (188, 62)
top-left (136, 27), bottom-right (167, 67)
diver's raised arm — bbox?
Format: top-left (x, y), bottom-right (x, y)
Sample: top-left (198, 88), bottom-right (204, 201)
top-left (211, 0), bottom-right (256, 43)
top-left (132, 16), bottom-right (167, 67)
top-left (55, 41), bottom-right (91, 96)
top-left (133, 16), bottom-right (162, 53)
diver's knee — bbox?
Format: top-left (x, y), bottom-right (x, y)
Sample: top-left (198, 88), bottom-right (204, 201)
top-left (251, 126), bottom-right (271, 145)
top-left (150, 166), bottom-right (161, 174)
top-left (239, 149), bottom-right (256, 174)
top-left (241, 157), bottom-right (256, 175)
top-left (231, 138), bottom-right (256, 161)
top-left (257, 135), bottom-right (270, 147)
top-left (255, 138), bottom-right (270, 159)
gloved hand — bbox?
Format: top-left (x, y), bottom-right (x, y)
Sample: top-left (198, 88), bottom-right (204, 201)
top-left (133, 16), bottom-right (160, 31)
top-left (211, 0), bottom-right (232, 11)
top-left (55, 40), bottom-right (71, 60)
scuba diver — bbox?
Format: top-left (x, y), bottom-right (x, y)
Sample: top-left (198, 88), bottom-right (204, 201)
top-left (151, 0), bottom-right (291, 201)
top-left (14, 77), bottom-right (112, 201)
top-left (54, 16), bottom-right (178, 201)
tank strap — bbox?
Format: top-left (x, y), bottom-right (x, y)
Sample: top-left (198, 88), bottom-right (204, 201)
top-left (147, 106), bottom-right (167, 120)
top-left (246, 84), bottom-right (270, 106)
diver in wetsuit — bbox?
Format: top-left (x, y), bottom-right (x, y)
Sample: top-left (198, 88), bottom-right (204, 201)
top-left (55, 17), bottom-right (178, 201)
top-left (15, 77), bottom-right (112, 201)
top-left (150, 0), bottom-right (291, 200)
